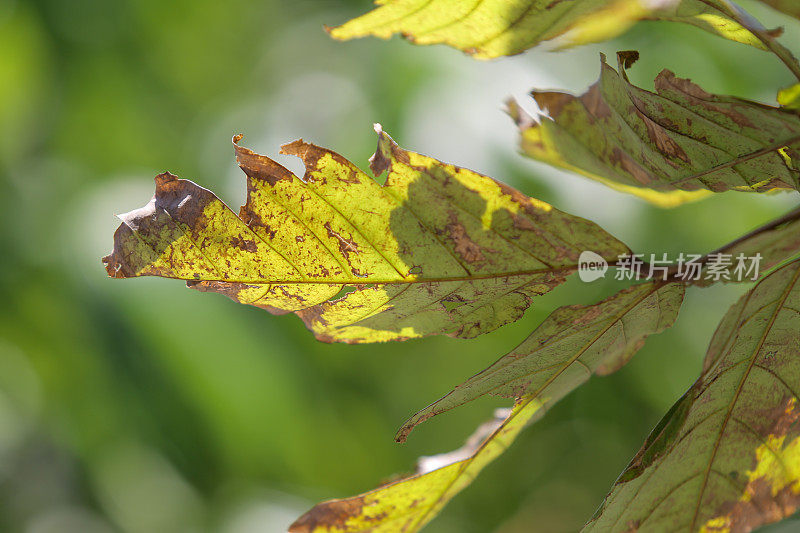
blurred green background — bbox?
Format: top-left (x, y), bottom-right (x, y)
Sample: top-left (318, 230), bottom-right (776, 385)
top-left (1, 1), bottom-right (800, 531)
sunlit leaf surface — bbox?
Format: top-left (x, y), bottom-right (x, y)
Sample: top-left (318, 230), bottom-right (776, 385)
top-left (779, 83), bottom-right (800, 110)
top-left (103, 127), bottom-right (628, 343)
top-left (328, 0), bottom-right (766, 59)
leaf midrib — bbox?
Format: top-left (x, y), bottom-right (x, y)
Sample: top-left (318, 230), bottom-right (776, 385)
top-left (143, 266), bottom-right (580, 285)
top-left (688, 262), bottom-right (800, 530)
top-left (405, 284), bottom-right (668, 531)
top-left (417, 284), bottom-right (664, 420)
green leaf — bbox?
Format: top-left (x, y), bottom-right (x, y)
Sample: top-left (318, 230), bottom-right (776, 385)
top-left (289, 281), bottom-right (683, 532)
top-left (103, 127), bottom-right (629, 343)
top-left (327, 0), bottom-right (767, 59)
top-left (397, 281), bottom-right (685, 441)
top-left (585, 258), bottom-right (800, 532)
top-left (512, 52), bottom-right (800, 207)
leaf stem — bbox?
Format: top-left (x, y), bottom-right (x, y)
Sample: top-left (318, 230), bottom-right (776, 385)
top-left (699, 0), bottom-right (800, 82)
top-left (663, 204), bottom-right (800, 279)
top-left (751, 32), bottom-right (800, 83)
top-left (705, 204), bottom-right (800, 258)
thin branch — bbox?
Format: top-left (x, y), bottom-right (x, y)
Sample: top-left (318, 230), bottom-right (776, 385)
top-left (703, 204), bottom-right (800, 258)
top-left (699, 0), bottom-right (800, 82)
top-left (661, 204), bottom-right (800, 279)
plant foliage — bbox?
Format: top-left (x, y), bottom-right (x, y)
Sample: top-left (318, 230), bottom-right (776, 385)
top-left (104, 0), bottom-right (800, 531)
top-left (511, 51), bottom-right (800, 207)
top-left (327, 0), bottom-right (771, 58)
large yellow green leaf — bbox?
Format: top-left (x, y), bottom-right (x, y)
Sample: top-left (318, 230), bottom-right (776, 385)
top-left (584, 258), bottom-right (800, 532)
top-left (397, 281), bottom-right (685, 441)
top-left (327, 0), bottom-right (767, 59)
top-left (288, 281), bottom-right (683, 532)
top-left (103, 127), bottom-right (629, 343)
top-left (512, 52), bottom-right (800, 207)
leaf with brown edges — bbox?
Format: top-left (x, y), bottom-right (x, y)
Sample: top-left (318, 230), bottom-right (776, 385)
top-left (103, 126), bottom-right (629, 343)
top-left (511, 51), bottom-right (800, 207)
top-left (585, 258), bottom-right (800, 532)
top-left (290, 403), bottom-right (537, 533)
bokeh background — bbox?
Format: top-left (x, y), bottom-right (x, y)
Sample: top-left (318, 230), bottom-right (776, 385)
top-left (2, 1), bottom-right (800, 531)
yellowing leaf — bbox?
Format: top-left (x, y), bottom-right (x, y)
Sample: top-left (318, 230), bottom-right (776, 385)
top-left (289, 281), bottom-right (684, 532)
top-left (513, 52), bottom-right (800, 206)
top-left (397, 281), bottom-right (685, 441)
top-left (778, 83), bottom-right (800, 110)
top-left (103, 127), bottom-right (629, 343)
top-left (585, 258), bottom-right (800, 532)
top-left (327, 0), bottom-right (768, 59)
top-left (290, 400), bottom-right (542, 533)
